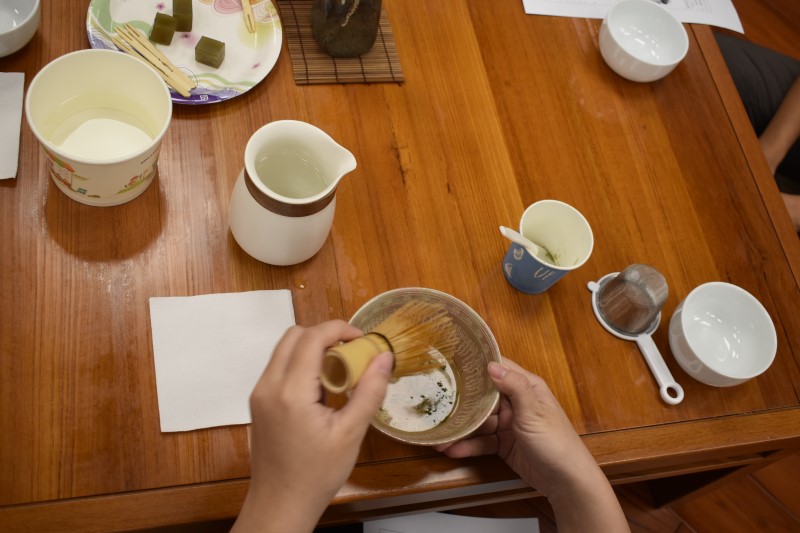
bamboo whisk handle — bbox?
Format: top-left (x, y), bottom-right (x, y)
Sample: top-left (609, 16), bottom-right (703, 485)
top-left (321, 333), bottom-right (392, 393)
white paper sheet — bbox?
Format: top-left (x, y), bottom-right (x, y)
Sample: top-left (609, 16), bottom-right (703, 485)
top-left (522, 0), bottom-right (743, 33)
top-left (0, 73), bottom-right (24, 180)
top-left (364, 512), bottom-right (539, 533)
top-left (149, 290), bottom-right (296, 432)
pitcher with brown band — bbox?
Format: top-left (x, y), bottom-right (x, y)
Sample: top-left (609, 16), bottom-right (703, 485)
top-left (229, 120), bottom-right (357, 266)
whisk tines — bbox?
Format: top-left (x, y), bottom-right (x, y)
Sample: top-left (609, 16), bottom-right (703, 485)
top-left (372, 301), bottom-right (458, 378)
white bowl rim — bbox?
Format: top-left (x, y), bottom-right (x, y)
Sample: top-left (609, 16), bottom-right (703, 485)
top-left (605, 0), bottom-right (689, 67)
top-left (679, 281), bottom-right (777, 379)
top-left (0, 0), bottom-right (41, 35)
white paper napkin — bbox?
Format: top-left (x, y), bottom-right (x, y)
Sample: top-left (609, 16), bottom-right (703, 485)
top-left (149, 290), bottom-right (296, 432)
top-left (0, 73), bottom-right (25, 180)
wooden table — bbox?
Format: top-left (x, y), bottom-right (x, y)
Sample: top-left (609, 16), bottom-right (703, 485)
top-left (2, 1), bottom-right (799, 531)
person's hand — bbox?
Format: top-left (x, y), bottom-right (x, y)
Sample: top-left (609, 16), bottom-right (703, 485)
top-left (436, 359), bottom-right (629, 532)
top-left (435, 359), bottom-right (597, 498)
top-left (232, 321), bottom-right (393, 533)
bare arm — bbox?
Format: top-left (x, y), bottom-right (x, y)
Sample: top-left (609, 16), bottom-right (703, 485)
top-left (232, 322), bottom-right (393, 533)
top-left (760, 77), bottom-right (800, 174)
top-left (436, 360), bottom-right (630, 533)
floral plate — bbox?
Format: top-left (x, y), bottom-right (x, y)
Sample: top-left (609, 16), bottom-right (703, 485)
top-left (86, 0), bottom-right (282, 105)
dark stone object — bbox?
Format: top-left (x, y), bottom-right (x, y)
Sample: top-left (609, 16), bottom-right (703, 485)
top-left (311, 0), bottom-right (382, 58)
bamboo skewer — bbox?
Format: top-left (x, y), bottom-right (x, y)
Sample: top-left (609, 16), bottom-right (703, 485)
top-left (117, 24), bottom-right (196, 90)
top-left (98, 25), bottom-right (195, 97)
top-left (97, 27), bottom-right (193, 98)
top-left (119, 24), bottom-right (193, 85)
top-left (242, 0), bottom-right (256, 33)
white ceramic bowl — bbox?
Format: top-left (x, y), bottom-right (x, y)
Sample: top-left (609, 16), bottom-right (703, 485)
top-left (0, 0), bottom-right (40, 58)
top-left (669, 282), bottom-right (777, 387)
top-left (599, 0), bottom-right (688, 83)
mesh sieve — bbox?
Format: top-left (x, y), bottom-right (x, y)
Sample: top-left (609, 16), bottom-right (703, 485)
top-left (596, 264), bottom-right (668, 336)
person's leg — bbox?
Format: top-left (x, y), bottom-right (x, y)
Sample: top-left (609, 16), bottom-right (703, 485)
top-left (716, 33), bottom-right (800, 134)
top-left (715, 33), bottom-right (800, 186)
top-left (781, 193), bottom-right (800, 232)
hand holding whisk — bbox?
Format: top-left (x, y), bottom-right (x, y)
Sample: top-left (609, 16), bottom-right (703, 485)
top-left (321, 301), bottom-right (458, 393)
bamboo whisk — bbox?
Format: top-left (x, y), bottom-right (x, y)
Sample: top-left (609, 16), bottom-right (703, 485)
top-left (321, 301), bottom-right (459, 393)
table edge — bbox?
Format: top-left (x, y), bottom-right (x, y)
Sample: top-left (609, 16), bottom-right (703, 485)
top-left (2, 409), bottom-right (799, 532)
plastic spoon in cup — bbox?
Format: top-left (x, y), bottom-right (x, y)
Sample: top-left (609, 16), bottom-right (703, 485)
top-left (499, 225), bottom-right (544, 258)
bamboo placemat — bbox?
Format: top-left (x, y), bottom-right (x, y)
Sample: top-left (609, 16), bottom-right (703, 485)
top-left (276, 0), bottom-right (404, 84)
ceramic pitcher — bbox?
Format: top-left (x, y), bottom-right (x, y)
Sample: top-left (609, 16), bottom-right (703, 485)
top-left (229, 120), bottom-right (357, 266)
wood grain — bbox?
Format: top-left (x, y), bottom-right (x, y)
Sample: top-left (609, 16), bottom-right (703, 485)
top-left (729, 0), bottom-right (800, 59)
top-left (751, 452), bottom-right (800, 518)
top-left (671, 477), bottom-right (800, 532)
top-left (1, 0), bottom-right (799, 530)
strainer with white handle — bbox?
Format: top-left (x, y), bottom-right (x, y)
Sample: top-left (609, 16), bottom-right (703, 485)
top-left (588, 265), bottom-right (684, 405)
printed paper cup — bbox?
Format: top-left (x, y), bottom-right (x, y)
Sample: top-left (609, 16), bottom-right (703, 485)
top-left (503, 200), bottom-right (594, 294)
top-left (26, 49), bottom-right (172, 206)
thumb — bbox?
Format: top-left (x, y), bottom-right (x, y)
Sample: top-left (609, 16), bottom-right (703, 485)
top-left (340, 352), bottom-right (393, 430)
top-left (488, 361), bottom-right (540, 413)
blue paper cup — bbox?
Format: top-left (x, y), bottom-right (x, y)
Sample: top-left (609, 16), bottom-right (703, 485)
top-left (502, 200), bottom-right (594, 294)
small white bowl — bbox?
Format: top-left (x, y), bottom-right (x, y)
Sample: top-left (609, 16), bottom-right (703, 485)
top-left (599, 0), bottom-right (688, 83)
top-left (669, 282), bottom-right (777, 387)
top-left (0, 0), bottom-right (41, 58)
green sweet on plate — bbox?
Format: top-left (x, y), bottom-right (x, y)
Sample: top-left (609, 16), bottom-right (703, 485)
top-left (195, 36), bottom-right (225, 69)
top-left (150, 13), bottom-right (177, 45)
top-left (173, 0), bottom-right (193, 33)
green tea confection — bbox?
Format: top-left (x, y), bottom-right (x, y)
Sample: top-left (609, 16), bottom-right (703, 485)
top-left (150, 13), bottom-right (177, 45)
top-left (195, 36), bottom-right (226, 69)
top-left (173, 0), bottom-right (193, 32)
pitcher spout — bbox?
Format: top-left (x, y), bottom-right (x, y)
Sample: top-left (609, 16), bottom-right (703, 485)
top-left (243, 120), bottom-right (357, 203)
top-left (329, 144), bottom-right (357, 186)
top-left (311, 128), bottom-right (357, 189)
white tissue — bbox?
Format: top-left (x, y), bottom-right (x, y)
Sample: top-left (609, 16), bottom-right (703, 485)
top-left (149, 290), bottom-right (296, 432)
top-left (0, 73), bottom-right (24, 180)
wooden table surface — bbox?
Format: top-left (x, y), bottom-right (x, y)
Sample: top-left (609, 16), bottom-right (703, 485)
top-left (2, 1), bottom-right (800, 531)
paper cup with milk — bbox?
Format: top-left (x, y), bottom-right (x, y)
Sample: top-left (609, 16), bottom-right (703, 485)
top-left (26, 49), bottom-right (172, 206)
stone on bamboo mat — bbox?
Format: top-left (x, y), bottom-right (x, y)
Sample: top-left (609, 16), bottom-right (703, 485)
top-left (276, 0), bottom-right (404, 84)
